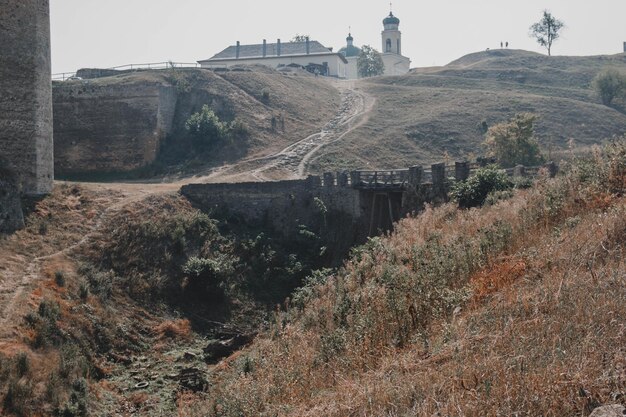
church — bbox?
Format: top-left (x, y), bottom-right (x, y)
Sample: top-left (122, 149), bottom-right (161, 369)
top-left (339, 11), bottom-right (411, 79)
top-left (198, 10), bottom-right (411, 79)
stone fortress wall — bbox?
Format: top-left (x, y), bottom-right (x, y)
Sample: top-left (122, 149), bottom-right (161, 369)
top-left (53, 83), bottom-right (177, 175)
top-left (0, 0), bottom-right (54, 196)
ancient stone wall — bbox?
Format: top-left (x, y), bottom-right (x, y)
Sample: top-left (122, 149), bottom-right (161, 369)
top-left (181, 178), bottom-right (369, 245)
top-left (53, 83), bottom-right (177, 175)
top-left (0, 163), bottom-right (25, 233)
top-left (181, 177), bottom-right (363, 233)
top-left (0, 0), bottom-right (54, 195)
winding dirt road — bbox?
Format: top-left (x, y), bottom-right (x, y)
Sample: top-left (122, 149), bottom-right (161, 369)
top-left (193, 81), bottom-right (374, 182)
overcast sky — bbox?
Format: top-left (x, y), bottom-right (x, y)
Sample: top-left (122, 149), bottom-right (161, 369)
top-left (50, 0), bottom-right (626, 74)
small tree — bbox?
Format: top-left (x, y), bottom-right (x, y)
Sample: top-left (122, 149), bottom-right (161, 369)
top-left (529, 10), bottom-right (564, 56)
top-left (291, 34), bottom-right (309, 42)
top-left (357, 45), bottom-right (385, 78)
top-left (592, 68), bottom-right (626, 106)
top-left (484, 113), bottom-right (545, 168)
top-left (185, 105), bottom-right (227, 147)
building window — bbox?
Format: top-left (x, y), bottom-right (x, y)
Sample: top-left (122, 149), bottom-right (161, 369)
top-left (386, 39), bottom-right (392, 52)
top-left (397, 39), bottom-right (401, 54)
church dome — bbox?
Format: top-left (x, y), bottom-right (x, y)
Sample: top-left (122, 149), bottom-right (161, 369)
top-left (383, 12), bottom-right (400, 26)
top-left (339, 45), bottom-right (361, 57)
top-left (339, 33), bottom-right (361, 57)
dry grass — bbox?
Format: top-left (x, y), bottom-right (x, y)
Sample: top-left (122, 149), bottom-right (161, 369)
top-left (190, 147), bottom-right (626, 416)
top-left (153, 319), bottom-right (192, 342)
top-left (310, 50), bottom-right (626, 173)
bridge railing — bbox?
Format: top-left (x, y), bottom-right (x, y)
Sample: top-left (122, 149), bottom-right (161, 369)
top-left (349, 169), bottom-right (410, 188)
top-left (314, 161), bottom-right (557, 190)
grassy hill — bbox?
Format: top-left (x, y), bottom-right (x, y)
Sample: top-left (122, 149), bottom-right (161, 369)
top-left (309, 50), bottom-right (626, 173)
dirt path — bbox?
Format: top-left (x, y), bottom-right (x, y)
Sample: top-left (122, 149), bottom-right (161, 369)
top-left (187, 81), bottom-right (374, 183)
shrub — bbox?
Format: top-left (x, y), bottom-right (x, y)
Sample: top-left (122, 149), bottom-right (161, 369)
top-left (483, 113), bottom-right (545, 168)
top-left (452, 166), bottom-right (514, 208)
top-left (15, 353), bottom-right (29, 377)
top-left (260, 89), bottom-right (271, 104)
top-left (182, 255), bottom-right (235, 298)
top-left (185, 105), bottom-right (228, 148)
top-left (592, 68), bottom-right (626, 106)
top-left (3, 378), bottom-right (32, 416)
top-left (55, 271), bottom-right (66, 287)
top-left (78, 264), bottom-right (116, 300)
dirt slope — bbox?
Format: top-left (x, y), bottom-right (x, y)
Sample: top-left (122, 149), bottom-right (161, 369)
top-left (309, 50), bottom-right (626, 172)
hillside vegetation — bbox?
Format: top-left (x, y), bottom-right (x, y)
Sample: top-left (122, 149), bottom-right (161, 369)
top-left (310, 50), bottom-right (626, 172)
top-left (1, 142), bottom-right (625, 415)
top-left (183, 142), bottom-right (626, 416)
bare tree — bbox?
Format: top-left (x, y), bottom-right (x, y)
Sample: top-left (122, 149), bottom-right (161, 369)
top-left (291, 34), bottom-right (309, 42)
top-left (529, 10), bottom-right (564, 56)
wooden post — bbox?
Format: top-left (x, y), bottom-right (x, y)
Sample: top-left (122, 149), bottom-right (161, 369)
top-left (455, 161), bottom-right (470, 181)
top-left (323, 172), bottom-right (335, 187)
top-left (350, 171), bottom-right (361, 187)
top-left (408, 166), bottom-right (423, 189)
top-left (337, 172), bottom-right (349, 186)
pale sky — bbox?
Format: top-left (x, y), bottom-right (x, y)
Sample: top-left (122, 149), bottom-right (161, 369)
top-left (50, 0), bottom-right (626, 75)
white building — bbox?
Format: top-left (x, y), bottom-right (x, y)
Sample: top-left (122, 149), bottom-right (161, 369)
top-left (380, 12), bottom-right (411, 76)
top-left (339, 11), bottom-right (411, 79)
top-left (198, 38), bottom-right (348, 78)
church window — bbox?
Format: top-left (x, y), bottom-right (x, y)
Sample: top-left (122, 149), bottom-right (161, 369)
top-left (386, 39), bottom-right (392, 52)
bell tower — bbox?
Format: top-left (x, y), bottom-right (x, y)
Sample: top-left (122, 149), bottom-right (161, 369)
top-left (381, 6), bottom-right (402, 55)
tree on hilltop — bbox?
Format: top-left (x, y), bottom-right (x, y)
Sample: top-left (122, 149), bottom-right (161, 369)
top-left (357, 45), bottom-right (385, 78)
top-left (529, 10), bottom-right (564, 56)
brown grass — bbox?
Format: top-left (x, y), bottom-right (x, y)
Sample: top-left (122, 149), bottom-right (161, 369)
top-left (153, 319), bottom-right (192, 342)
top-left (188, 153), bottom-right (626, 416)
top-left (310, 50), bottom-right (626, 173)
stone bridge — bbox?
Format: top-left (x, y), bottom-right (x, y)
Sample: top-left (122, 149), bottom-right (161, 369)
top-left (181, 161), bottom-right (557, 243)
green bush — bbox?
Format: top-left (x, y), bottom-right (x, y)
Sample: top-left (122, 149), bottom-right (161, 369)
top-left (592, 68), bottom-right (626, 106)
top-left (182, 255), bottom-right (236, 298)
top-left (452, 166), bottom-right (513, 208)
top-left (185, 105), bottom-right (228, 147)
top-left (483, 113), bottom-right (545, 168)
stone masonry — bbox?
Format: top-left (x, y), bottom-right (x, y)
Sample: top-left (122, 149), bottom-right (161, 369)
top-left (0, 0), bottom-right (54, 195)
top-left (53, 82), bottom-right (177, 175)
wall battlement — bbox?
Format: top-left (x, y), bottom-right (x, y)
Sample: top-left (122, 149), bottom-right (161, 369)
top-left (181, 161), bottom-right (557, 241)
top-left (0, 0), bottom-right (54, 196)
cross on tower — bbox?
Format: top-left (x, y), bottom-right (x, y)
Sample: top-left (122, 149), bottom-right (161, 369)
top-left (390, 2), bottom-right (393, 12)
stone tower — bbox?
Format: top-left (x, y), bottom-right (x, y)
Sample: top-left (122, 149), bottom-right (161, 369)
top-left (381, 12), bottom-right (402, 55)
top-left (0, 0), bottom-right (54, 196)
